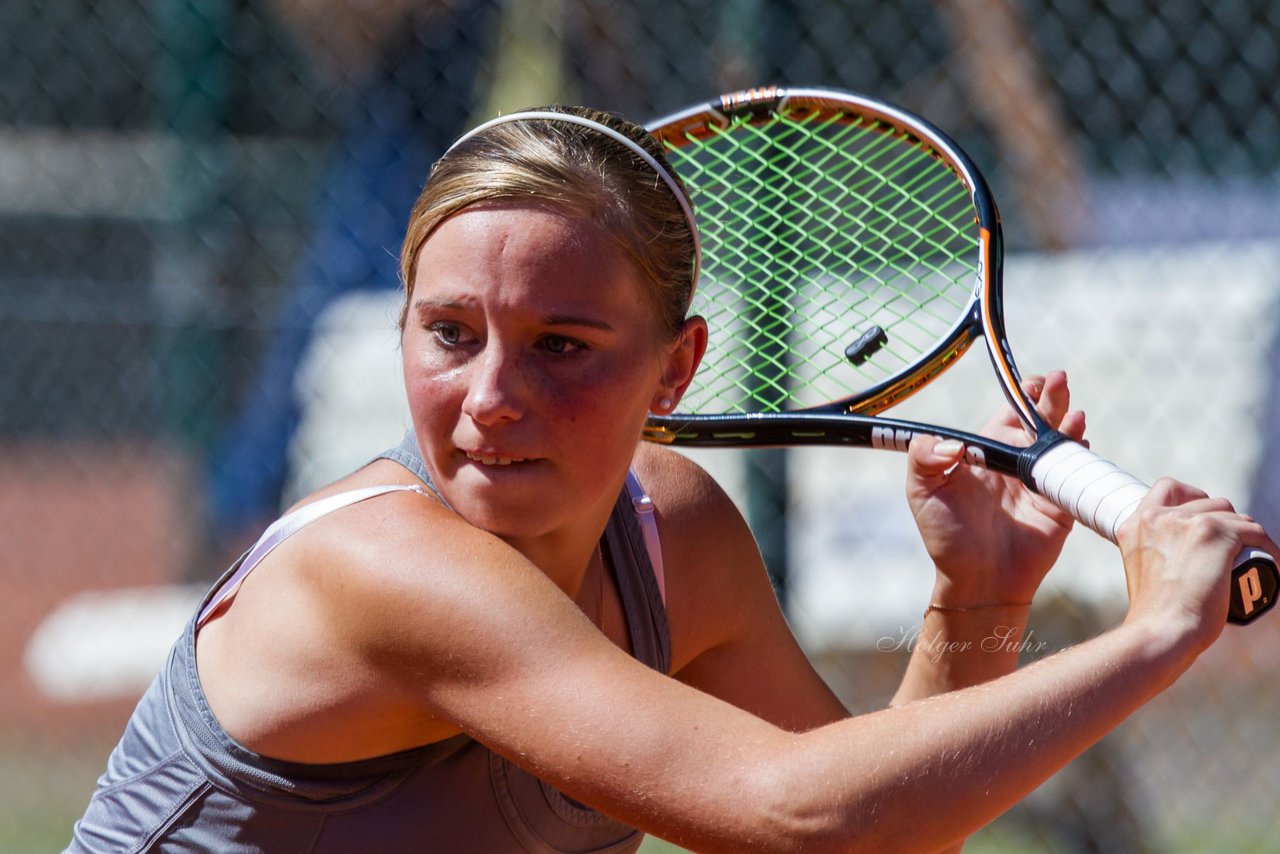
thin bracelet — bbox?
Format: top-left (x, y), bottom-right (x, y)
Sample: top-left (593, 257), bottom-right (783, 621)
top-left (924, 601), bottom-right (1032, 618)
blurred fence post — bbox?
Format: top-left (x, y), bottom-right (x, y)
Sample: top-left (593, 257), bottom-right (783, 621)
top-left (151, 0), bottom-right (233, 454)
top-left (722, 0), bottom-right (806, 609)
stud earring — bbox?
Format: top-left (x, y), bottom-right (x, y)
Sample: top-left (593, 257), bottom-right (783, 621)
top-left (656, 397), bottom-right (674, 413)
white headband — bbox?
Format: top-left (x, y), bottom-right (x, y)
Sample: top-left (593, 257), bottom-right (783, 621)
top-left (446, 110), bottom-right (701, 297)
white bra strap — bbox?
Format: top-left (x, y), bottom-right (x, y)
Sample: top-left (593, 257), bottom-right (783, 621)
top-left (197, 484), bottom-right (429, 627)
top-left (625, 470), bottom-right (666, 604)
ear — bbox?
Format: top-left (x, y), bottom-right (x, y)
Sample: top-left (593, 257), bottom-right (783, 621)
top-left (651, 316), bottom-right (708, 414)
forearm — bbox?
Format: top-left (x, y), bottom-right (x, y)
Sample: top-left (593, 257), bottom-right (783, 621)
top-left (889, 604), bottom-right (1035, 854)
top-left (426, 606), bottom-right (1193, 854)
top-left (892, 603), bottom-right (1034, 706)
top-left (730, 620), bottom-right (1192, 854)
top-left (510, 619), bottom-right (1187, 854)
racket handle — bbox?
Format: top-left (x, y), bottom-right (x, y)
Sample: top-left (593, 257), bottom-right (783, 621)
top-left (1029, 439), bottom-right (1278, 626)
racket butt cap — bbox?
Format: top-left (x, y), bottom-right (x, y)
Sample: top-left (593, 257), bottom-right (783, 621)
top-left (1229, 550), bottom-right (1278, 625)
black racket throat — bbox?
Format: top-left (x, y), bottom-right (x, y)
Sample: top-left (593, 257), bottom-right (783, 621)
top-left (645, 412), bottom-right (1072, 486)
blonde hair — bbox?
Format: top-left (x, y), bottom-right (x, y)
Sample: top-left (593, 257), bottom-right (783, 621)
top-left (398, 105), bottom-right (698, 337)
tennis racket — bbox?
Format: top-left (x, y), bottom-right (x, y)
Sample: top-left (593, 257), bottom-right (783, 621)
top-left (643, 85), bottom-right (1277, 626)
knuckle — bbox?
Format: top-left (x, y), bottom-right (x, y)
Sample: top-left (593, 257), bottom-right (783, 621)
top-left (1186, 513), bottom-right (1222, 541)
top-left (1136, 506), bottom-right (1165, 529)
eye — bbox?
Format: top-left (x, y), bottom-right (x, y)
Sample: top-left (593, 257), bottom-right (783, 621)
top-left (538, 334), bottom-right (587, 355)
top-left (429, 321), bottom-right (464, 346)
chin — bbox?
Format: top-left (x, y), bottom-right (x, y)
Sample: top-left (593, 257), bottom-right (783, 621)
top-left (440, 474), bottom-right (564, 538)
top-left (453, 499), bottom-right (564, 542)
top-left (441, 464), bottom-right (619, 543)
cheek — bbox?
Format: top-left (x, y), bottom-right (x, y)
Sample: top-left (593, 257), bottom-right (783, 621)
top-left (402, 351), bottom-right (462, 424)
top-left (552, 362), bottom-right (656, 438)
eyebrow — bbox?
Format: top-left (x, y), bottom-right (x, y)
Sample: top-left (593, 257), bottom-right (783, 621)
top-left (541, 314), bottom-right (615, 332)
top-left (413, 297), bottom-right (464, 316)
top-left (412, 299), bottom-right (616, 332)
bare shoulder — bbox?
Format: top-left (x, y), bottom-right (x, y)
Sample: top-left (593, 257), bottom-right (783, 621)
top-left (201, 477), bottom-right (651, 760)
top-left (631, 444), bottom-right (772, 671)
top-left (282, 457), bottom-right (426, 510)
top-left (629, 446), bottom-right (846, 728)
top-left (296, 485), bottom-right (560, 653)
top-left (629, 444), bottom-right (760, 580)
top-left (279, 460), bottom-right (583, 661)
top-left (631, 442), bottom-right (743, 529)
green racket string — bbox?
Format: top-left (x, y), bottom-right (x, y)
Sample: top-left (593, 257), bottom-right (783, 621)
top-left (662, 104), bottom-right (978, 414)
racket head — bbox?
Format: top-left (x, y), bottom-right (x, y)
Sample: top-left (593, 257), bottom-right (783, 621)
top-left (644, 86), bottom-right (1045, 443)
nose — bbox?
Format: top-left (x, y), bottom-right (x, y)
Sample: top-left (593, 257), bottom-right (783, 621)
top-left (461, 345), bottom-right (525, 426)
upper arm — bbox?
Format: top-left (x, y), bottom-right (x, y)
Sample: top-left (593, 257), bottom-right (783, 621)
top-left (321, 501), bottom-right (806, 842)
top-left (632, 445), bottom-right (850, 731)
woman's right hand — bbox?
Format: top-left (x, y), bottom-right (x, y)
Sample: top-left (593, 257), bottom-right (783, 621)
top-left (1116, 478), bottom-right (1278, 653)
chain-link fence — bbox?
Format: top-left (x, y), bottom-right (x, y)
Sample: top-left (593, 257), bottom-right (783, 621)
top-left (3, 0), bottom-right (1279, 851)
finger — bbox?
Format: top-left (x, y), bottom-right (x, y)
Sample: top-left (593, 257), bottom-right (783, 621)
top-left (907, 434), bottom-right (965, 489)
top-left (1119, 490), bottom-right (1238, 553)
top-left (1059, 409), bottom-right (1087, 442)
top-left (1020, 374), bottom-right (1047, 404)
top-left (1250, 530), bottom-right (1280, 563)
top-left (1034, 370), bottom-right (1071, 428)
top-left (1201, 497), bottom-right (1238, 514)
top-left (981, 375), bottom-right (1045, 436)
top-left (1145, 476), bottom-right (1212, 507)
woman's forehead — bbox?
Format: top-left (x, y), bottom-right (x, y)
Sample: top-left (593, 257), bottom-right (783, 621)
top-left (413, 205), bottom-right (648, 306)
top-left (422, 204), bottom-right (618, 267)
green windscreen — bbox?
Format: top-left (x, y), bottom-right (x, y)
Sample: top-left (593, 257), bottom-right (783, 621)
top-left (662, 104), bottom-right (979, 414)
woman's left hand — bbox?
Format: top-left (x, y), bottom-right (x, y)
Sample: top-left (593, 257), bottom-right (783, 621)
top-left (905, 370), bottom-right (1086, 607)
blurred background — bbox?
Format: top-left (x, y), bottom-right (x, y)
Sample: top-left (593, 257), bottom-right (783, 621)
top-left (3, 0), bottom-right (1279, 851)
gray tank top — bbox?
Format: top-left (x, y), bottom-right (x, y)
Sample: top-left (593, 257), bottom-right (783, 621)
top-left (67, 434), bottom-right (670, 853)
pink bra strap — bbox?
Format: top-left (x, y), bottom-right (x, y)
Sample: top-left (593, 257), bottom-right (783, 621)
top-left (624, 470), bottom-right (665, 604)
top-left (197, 484), bottom-right (429, 627)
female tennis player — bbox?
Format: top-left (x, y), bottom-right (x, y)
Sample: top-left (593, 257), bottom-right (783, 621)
top-left (68, 106), bottom-right (1276, 853)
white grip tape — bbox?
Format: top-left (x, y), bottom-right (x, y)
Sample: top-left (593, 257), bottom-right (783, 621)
top-left (1030, 441), bottom-right (1149, 542)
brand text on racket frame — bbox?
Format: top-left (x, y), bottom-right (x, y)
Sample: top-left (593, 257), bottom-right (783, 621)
top-left (871, 426), bottom-right (987, 466)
